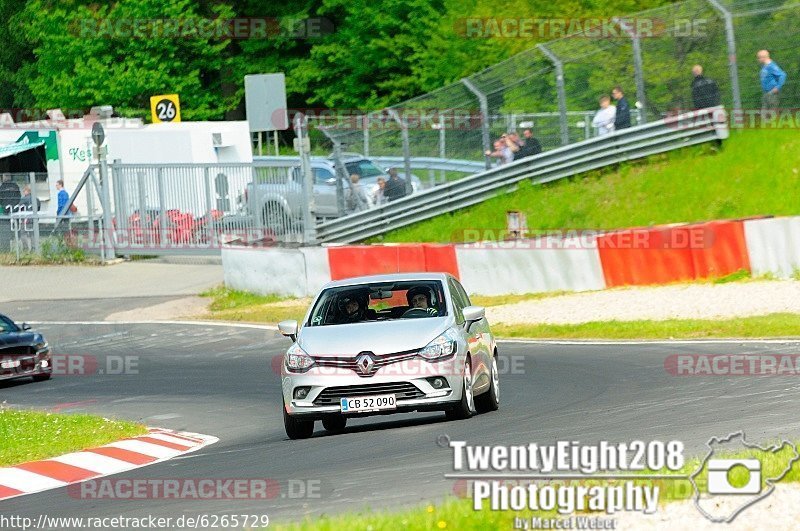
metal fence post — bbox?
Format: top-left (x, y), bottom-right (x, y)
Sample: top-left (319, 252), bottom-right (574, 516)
top-left (438, 114), bottom-right (446, 184)
top-left (331, 139), bottom-right (347, 216)
top-left (113, 160), bottom-right (128, 252)
top-left (387, 109), bottom-right (413, 194)
top-left (294, 113), bottom-right (317, 244)
top-left (97, 146), bottom-right (116, 259)
top-left (615, 18), bottom-right (647, 123)
top-left (28, 172), bottom-right (39, 253)
top-left (157, 168), bottom-right (167, 248)
top-left (202, 167), bottom-right (216, 248)
top-left (461, 78), bottom-right (492, 169)
top-left (363, 114), bottom-right (370, 157)
top-left (537, 44), bottom-right (570, 146)
top-left (707, 0), bottom-right (742, 112)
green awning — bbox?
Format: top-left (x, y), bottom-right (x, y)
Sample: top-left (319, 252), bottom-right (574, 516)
top-left (0, 140), bottom-right (46, 159)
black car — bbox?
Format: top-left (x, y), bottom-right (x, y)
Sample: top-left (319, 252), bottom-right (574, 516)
top-left (0, 313), bottom-right (52, 382)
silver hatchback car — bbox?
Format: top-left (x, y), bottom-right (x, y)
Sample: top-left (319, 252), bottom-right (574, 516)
top-left (278, 273), bottom-right (500, 439)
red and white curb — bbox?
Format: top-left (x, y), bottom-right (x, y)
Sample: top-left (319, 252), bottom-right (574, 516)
top-left (0, 428), bottom-right (218, 502)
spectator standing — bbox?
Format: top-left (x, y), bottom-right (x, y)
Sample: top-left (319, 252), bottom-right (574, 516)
top-left (485, 134), bottom-right (516, 165)
top-left (592, 95), bottom-right (616, 136)
top-left (757, 50), bottom-right (787, 109)
top-left (384, 168), bottom-right (407, 202)
top-left (690, 65), bottom-right (721, 109)
top-left (0, 174), bottom-right (20, 212)
top-left (373, 177), bottom-right (387, 206)
top-left (611, 86), bottom-right (631, 130)
top-left (346, 174), bottom-right (369, 212)
top-left (56, 179), bottom-right (73, 217)
top-left (514, 129), bottom-right (542, 160)
top-left (18, 185), bottom-right (38, 212)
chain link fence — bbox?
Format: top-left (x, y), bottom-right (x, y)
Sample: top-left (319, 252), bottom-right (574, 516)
top-left (315, 0), bottom-right (799, 171)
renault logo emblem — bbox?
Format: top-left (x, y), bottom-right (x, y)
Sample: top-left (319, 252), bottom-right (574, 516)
top-left (356, 353), bottom-right (375, 375)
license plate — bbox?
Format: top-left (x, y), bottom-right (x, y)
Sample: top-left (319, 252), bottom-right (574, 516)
top-left (1, 359), bottom-right (20, 369)
top-left (340, 394), bottom-right (397, 413)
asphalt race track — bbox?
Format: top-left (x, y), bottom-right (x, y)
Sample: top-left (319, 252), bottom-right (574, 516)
top-left (2, 317), bottom-right (800, 525)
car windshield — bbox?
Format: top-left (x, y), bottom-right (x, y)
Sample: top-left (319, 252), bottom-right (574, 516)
top-left (307, 280), bottom-right (447, 326)
top-left (344, 160), bottom-right (385, 180)
top-left (0, 315), bottom-right (19, 333)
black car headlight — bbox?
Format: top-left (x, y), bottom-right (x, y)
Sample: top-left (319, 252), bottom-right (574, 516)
top-left (34, 341), bottom-right (49, 353)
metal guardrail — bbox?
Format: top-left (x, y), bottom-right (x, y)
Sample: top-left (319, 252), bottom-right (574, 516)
top-left (315, 107), bottom-right (729, 243)
top-left (253, 155), bottom-right (484, 174)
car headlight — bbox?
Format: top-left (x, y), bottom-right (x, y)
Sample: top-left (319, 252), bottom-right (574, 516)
top-left (34, 342), bottom-right (49, 352)
top-left (285, 343), bottom-right (314, 372)
top-left (418, 328), bottom-right (459, 360)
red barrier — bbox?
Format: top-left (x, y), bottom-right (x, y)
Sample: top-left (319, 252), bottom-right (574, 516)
top-left (690, 220), bottom-right (750, 278)
top-left (327, 244), bottom-right (458, 281)
top-left (598, 226), bottom-right (696, 287)
top-left (597, 221), bottom-right (751, 287)
top-left (422, 244), bottom-right (460, 279)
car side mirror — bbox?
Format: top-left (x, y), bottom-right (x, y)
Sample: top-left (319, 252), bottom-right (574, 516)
top-left (278, 320), bottom-right (298, 341)
top-left (21, 322), bottom-right (31, 331)
top-left (462, 306), bottom-right (485, 326)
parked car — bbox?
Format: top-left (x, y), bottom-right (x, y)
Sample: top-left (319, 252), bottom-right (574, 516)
top-left (277, 272), bottom-right (500, 439)
top-left (0, 314), bottom-right (52, 383)
top-left (243, 155), bottom-right (422, 232)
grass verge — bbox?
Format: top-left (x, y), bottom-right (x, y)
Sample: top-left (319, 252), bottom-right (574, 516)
top-left (276, 441), bottom-right (800, 530)
top-left (0, 407), bottom-right (147, 467)
top-left (493, 313), bottom-right (800, 340)
top-left (377, 129), bottom-right (800, 243)
top-left (199, 286), bottom-right (308, 324)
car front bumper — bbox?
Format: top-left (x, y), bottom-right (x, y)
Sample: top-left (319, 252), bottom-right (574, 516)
top-left (281, 356), bottom-right (465, 418)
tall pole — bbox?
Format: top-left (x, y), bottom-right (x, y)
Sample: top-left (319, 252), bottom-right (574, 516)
top-left (614, 17), bottom-right (647, 124)
top-left (461, 78), bottom-right (492, 169)
top-left (707, 0), bottom-right (742, 112)
top-left (537, 44), bottom-right (569, 146)
top-left (294, 113), bottom-right (316, 243)
top-left (96, 145), bottom-right (115, 259)
top-left (388, 109), bottom-right (413, 194)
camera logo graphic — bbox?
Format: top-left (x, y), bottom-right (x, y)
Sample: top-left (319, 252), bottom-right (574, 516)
top-left (690, 431), bottom-right (800, 523)
top-left (706, 459), bottom-right (761, 495)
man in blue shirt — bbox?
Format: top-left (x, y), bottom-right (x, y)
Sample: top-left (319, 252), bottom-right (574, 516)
top-left (757, 50), bottom-right (787, 109)
top-left (56, 179), bottom-right (72, 217)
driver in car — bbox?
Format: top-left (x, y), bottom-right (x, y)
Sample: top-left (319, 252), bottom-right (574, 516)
top-left (337, 295), bottom-right (365, 323)
top-left (405, 286), bottom-right (439, 316)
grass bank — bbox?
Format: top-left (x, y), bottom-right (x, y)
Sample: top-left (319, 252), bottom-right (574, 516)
top-left (378, 129), bottom-right (800, 243)
top-left (0, 407), bottom-right (146, 467)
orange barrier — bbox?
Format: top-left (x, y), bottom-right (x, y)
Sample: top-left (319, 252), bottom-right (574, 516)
top-left (327, 244), bottom-right (458, 281)
top-left (598, 227), bottom-right (695, 287)
top-left (690, 220), bottom-right (750, 278)
top-left (597, 221), bottom-right (750, 287)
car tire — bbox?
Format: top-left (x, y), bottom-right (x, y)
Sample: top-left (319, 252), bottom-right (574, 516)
top-left (32, 373), bottom-right (51, 382)
top-left (262, 203), bottom-right (288, 235)
top-left (446, 357), bottom-right (475, 421)
top-left (322, 415), bottom-right (347, 432)
top-left (283, 404), bottom-right (314, 439)
top-left (476, 353), bottom-right (500, 413)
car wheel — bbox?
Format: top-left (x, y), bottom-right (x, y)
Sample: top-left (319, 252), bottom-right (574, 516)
top-left (446, 357), bottom-right (475, 421)
top-left (476, 353), bottom-right (500, 413)
top-left (283, 404), bottom-right (314, 439)
top-left (32, 373), bottom-right (51, 382)
top-left (262, 203), bottom-right (288, 235)
top-left (322, 415), bottom-right (347, 432)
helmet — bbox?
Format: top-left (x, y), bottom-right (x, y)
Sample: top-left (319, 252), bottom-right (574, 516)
top-left (406, 286), bottom-right (433, 308)
top-left (337, 292), bottom-right (366, 320)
